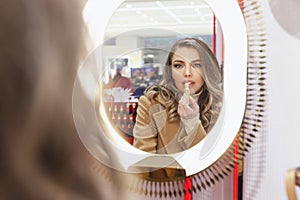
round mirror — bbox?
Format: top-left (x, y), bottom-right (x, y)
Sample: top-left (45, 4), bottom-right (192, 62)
top-left (75, 0), bottom-right (247, 180)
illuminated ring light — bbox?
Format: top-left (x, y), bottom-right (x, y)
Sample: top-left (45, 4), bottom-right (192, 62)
top-left (74, 0), bottom-right (267, 197)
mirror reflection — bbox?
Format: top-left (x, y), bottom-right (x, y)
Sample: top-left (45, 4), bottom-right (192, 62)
top-left (132, 38), bottom-right (223, 154)
top-left (98, 0), bottom-right (224, 179)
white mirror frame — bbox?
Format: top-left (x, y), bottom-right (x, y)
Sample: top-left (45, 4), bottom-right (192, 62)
top-left (75, 0), bottom-right (247, 176)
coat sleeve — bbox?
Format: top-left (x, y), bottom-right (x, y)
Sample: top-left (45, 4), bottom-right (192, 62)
top-left (133, 96), bottom-right (158, 153)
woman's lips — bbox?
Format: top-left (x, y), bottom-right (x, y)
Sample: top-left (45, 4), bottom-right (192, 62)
top-left (183, 81), bottom-right (196, 94)
top-left (183, 80), bottom-right (194, 85)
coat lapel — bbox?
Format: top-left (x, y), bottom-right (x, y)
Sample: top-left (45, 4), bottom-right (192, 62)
top-left (150, 96), bottom-right (184, 154)
top-left (152, 110), bottom-right (183, 154)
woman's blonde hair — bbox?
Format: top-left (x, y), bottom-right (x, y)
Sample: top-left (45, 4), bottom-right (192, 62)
top-left (145, 38), bottom-right (223, 132)
top-left (0, 0), bottom-right (125, 199)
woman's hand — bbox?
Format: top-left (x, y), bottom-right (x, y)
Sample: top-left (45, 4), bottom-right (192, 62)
top-left (178, 95), bottom-right (199, 119)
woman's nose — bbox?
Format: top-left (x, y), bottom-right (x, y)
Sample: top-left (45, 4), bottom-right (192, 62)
top-left (184, 66), bottom-right (192, 77)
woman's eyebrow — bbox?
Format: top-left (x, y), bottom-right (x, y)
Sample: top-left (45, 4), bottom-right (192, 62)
top-left (172, 59), bottom-right (202, 63)
top-left (191, 59), bottom-right (202, 63)
top-left (172, 60), bottom-right (184, 63)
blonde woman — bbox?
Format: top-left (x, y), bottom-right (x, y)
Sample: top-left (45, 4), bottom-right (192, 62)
top-left (133, 38), bottom-right (223, 155)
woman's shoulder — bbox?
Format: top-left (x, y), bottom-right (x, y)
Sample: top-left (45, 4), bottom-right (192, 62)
top-left (138, 94), bottom-right (167, 116)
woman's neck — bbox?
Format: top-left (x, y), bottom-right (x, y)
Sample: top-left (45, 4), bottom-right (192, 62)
top-left (191, 88), bottom-right (203, 100)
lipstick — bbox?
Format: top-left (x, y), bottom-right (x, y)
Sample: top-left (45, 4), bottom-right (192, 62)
top-left (184, 82), bottom-right (190, 104)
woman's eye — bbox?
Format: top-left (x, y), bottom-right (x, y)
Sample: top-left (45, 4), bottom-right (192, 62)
top-left (193, 63), bottom-right (202, 68)
top-left (173, 64), bottom-right (183, 68)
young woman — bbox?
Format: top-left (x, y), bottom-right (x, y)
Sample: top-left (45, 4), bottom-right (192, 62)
top-left (133, 38), bottom-right (223, 155)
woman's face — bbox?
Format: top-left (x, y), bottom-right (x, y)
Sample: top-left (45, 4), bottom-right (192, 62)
top-left (171, 47), bottom-right (204, 94)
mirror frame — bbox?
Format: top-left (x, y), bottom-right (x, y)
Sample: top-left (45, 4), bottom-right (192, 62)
top-left (73, 0), bottom-right (267, 195)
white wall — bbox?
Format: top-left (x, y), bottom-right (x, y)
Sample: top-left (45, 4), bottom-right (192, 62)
top-left (250, 0), bottom-right (300, 199)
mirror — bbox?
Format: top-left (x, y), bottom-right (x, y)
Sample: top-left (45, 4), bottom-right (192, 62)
top-left (75, 0), bottom-right (248, 181)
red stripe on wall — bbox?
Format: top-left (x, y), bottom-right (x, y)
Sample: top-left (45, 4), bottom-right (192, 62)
top-left (184, 177), bottom-right (192, 200)
top-left (212, 15), bottom-right (216, 54)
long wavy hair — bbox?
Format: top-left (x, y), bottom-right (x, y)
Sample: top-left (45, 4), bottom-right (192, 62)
top-left (145, 38), bottom-right (223, 132)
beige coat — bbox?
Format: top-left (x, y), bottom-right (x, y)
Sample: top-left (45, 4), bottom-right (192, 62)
top-left (133, 94), bottom-right (206, 154)
top-left (132, 94), bottom-right (206, 180)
